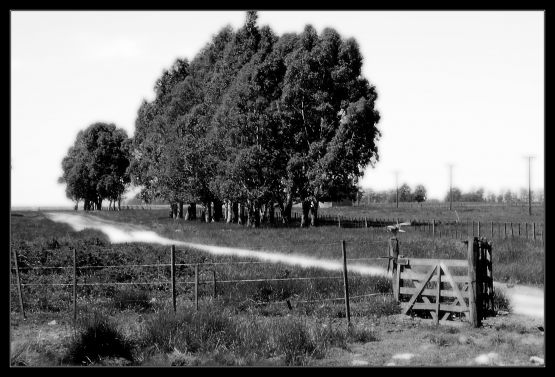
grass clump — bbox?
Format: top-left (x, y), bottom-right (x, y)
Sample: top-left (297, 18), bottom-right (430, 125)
top-left (112, 288), bottom-right (152, 312)
top-left (493, 289), bottom-right (511, 313)
top-left (273, 318), bottom-right (318, 365)
top-left (141, 305), bottom-right (237, 354)
top-left (65, 311), bottom-right (134, 365)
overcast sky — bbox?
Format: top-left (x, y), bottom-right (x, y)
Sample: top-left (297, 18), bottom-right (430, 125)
top-left (11, 10), bottom-right (544, 207)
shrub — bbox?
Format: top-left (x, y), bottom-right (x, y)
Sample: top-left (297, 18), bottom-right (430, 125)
top-left (65, 312), bottom-right (134, 365)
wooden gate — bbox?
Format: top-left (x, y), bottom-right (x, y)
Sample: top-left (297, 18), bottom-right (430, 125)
top-left (393, 237), bottom-right (493, 327)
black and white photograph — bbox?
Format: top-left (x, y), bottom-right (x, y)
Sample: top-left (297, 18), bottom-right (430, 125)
top-left (10, 9), bottom-right (545, 367)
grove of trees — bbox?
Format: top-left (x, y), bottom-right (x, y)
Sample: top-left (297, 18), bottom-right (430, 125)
top-left (59, 122), bottom-right (132, 211)
top-left (129, 11), bottom-right (381, 227)
top-left (360, 184), bottom-right (428, 204)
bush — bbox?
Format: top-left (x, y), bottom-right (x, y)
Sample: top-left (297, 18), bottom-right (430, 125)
top-left (65, 312), bottom-right (134, 365)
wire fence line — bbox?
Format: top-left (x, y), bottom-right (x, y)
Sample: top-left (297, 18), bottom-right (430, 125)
top-left (10, 240), bottom-right (394, 325)
top-left (10, 257), bottom-right (386, 272)
top-left (10, 275), bottom-right (347, 287)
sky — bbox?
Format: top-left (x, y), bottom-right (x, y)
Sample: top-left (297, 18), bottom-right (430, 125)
top-left (10, 10), bottom-right (544, 206)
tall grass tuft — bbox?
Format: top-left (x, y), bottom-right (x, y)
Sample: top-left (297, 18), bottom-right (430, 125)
top-left (65, 311), bottom-right (134, 365)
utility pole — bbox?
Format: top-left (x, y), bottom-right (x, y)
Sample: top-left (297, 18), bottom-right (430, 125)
top-left (396, 172), bottom-right (399, 209)
top-left (448, 164), bottom-right (454, 211)
top-left (525, 156), bottom-right (535, 216)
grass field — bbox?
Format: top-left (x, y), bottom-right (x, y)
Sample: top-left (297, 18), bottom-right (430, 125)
top-left (9, 205), bottom-right (545, 366)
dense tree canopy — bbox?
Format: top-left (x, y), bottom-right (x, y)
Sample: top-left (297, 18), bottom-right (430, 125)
top-left (60, 122), bottom-right (131, 210)
top-left (130, 11), bottom-right (381, 227)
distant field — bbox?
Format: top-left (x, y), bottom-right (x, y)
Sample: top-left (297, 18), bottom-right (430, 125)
top-left (314, 202), bottom-right (545, 224)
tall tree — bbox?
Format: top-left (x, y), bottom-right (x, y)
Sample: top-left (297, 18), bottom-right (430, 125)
top-left (413, 184), bottom-right (427, 203)
top-left (279, 26), bottom-right (381, 226)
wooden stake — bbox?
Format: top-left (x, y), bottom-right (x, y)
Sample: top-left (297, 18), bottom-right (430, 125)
top-left (341, 240), bottom-right (351, 326)
top-left (12, 248), bottom-right (25, 319)
top-left (171, 245), bottom-right (176, 312)
top-left (533, 223), bottom-right (536, 241)
top-left (195, 264), bottom-right (199, 311)
top-left (73, 247), bottom-right (77, 326)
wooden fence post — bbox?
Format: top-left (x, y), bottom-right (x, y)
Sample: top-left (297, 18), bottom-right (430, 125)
top-left (533, 223), bottom-right (536, 241)
top-left (389, 237), bottom-right (400, 300)
top-left (491, 221), bottom-right (494, 239)
top-left (338, 216), bottom-right (341, 228)
top-left (511, 222), bottom-right (514, 237)
top-left (432, 220), bottom-right (435, 238)
top-left (212, 270), bottom-right (217, 298)
top-left (171, 245), bottom-right (176, 312)
top-left (195, 264), bottom-right (199, 311)
top-left (12, 248), bottom-right (25, 319)
top-left (525, 223), bottom-right (528, 238)
top-left (341, 240), bottom-right (351, 326)
top-left (518, 223), bottom-right (521, 236)
top-left (467, 238), bottom-right (480, 327)
top-left (365, 217), bottom-right (368, 228)
top-left (73, 247), bottom-right (77, 327)
top-left (504, 223), bottom-right (507, 238)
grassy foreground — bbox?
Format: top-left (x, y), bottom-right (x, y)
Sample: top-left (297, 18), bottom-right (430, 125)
top-left (9, 209), bottom-right (544, 366)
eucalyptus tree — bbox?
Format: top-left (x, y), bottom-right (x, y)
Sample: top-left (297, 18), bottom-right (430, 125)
top-left (278, 26), bottom-right (381, 226)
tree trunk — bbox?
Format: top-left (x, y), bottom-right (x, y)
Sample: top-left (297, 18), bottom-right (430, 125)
top-left (169, 204), bottom-right (173, 218)
top-left (118, 196), bottom-right (121, 211)
top-left (178, 202), bottom-right (184, 219)
top-left (300, 199), bottom-right (311, 227)
top-left (281, 195), bottom-right (293, 224)
top-left (237, 203), bottom-right (243, 225)
top-left (204, 203), bottom-right (212, 223)
top-left (213, 199), bottom-right (223, 222)
top-left (185, 203), bottom-right (196, 220)
top-left (97, 200), bottom-right (102, 211)
top-left (225, 200), bottom-right (232, 223)
top-left (232, 202), bottom-right (239, 223)
top-left (246, 200), bottom-right (260, 228)
top-left (172, 203), bottom-right (178, 218)
top-left (269, 201), bottom-right (275, 224)
top-left (310, 199), bottom-right (319, 227)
